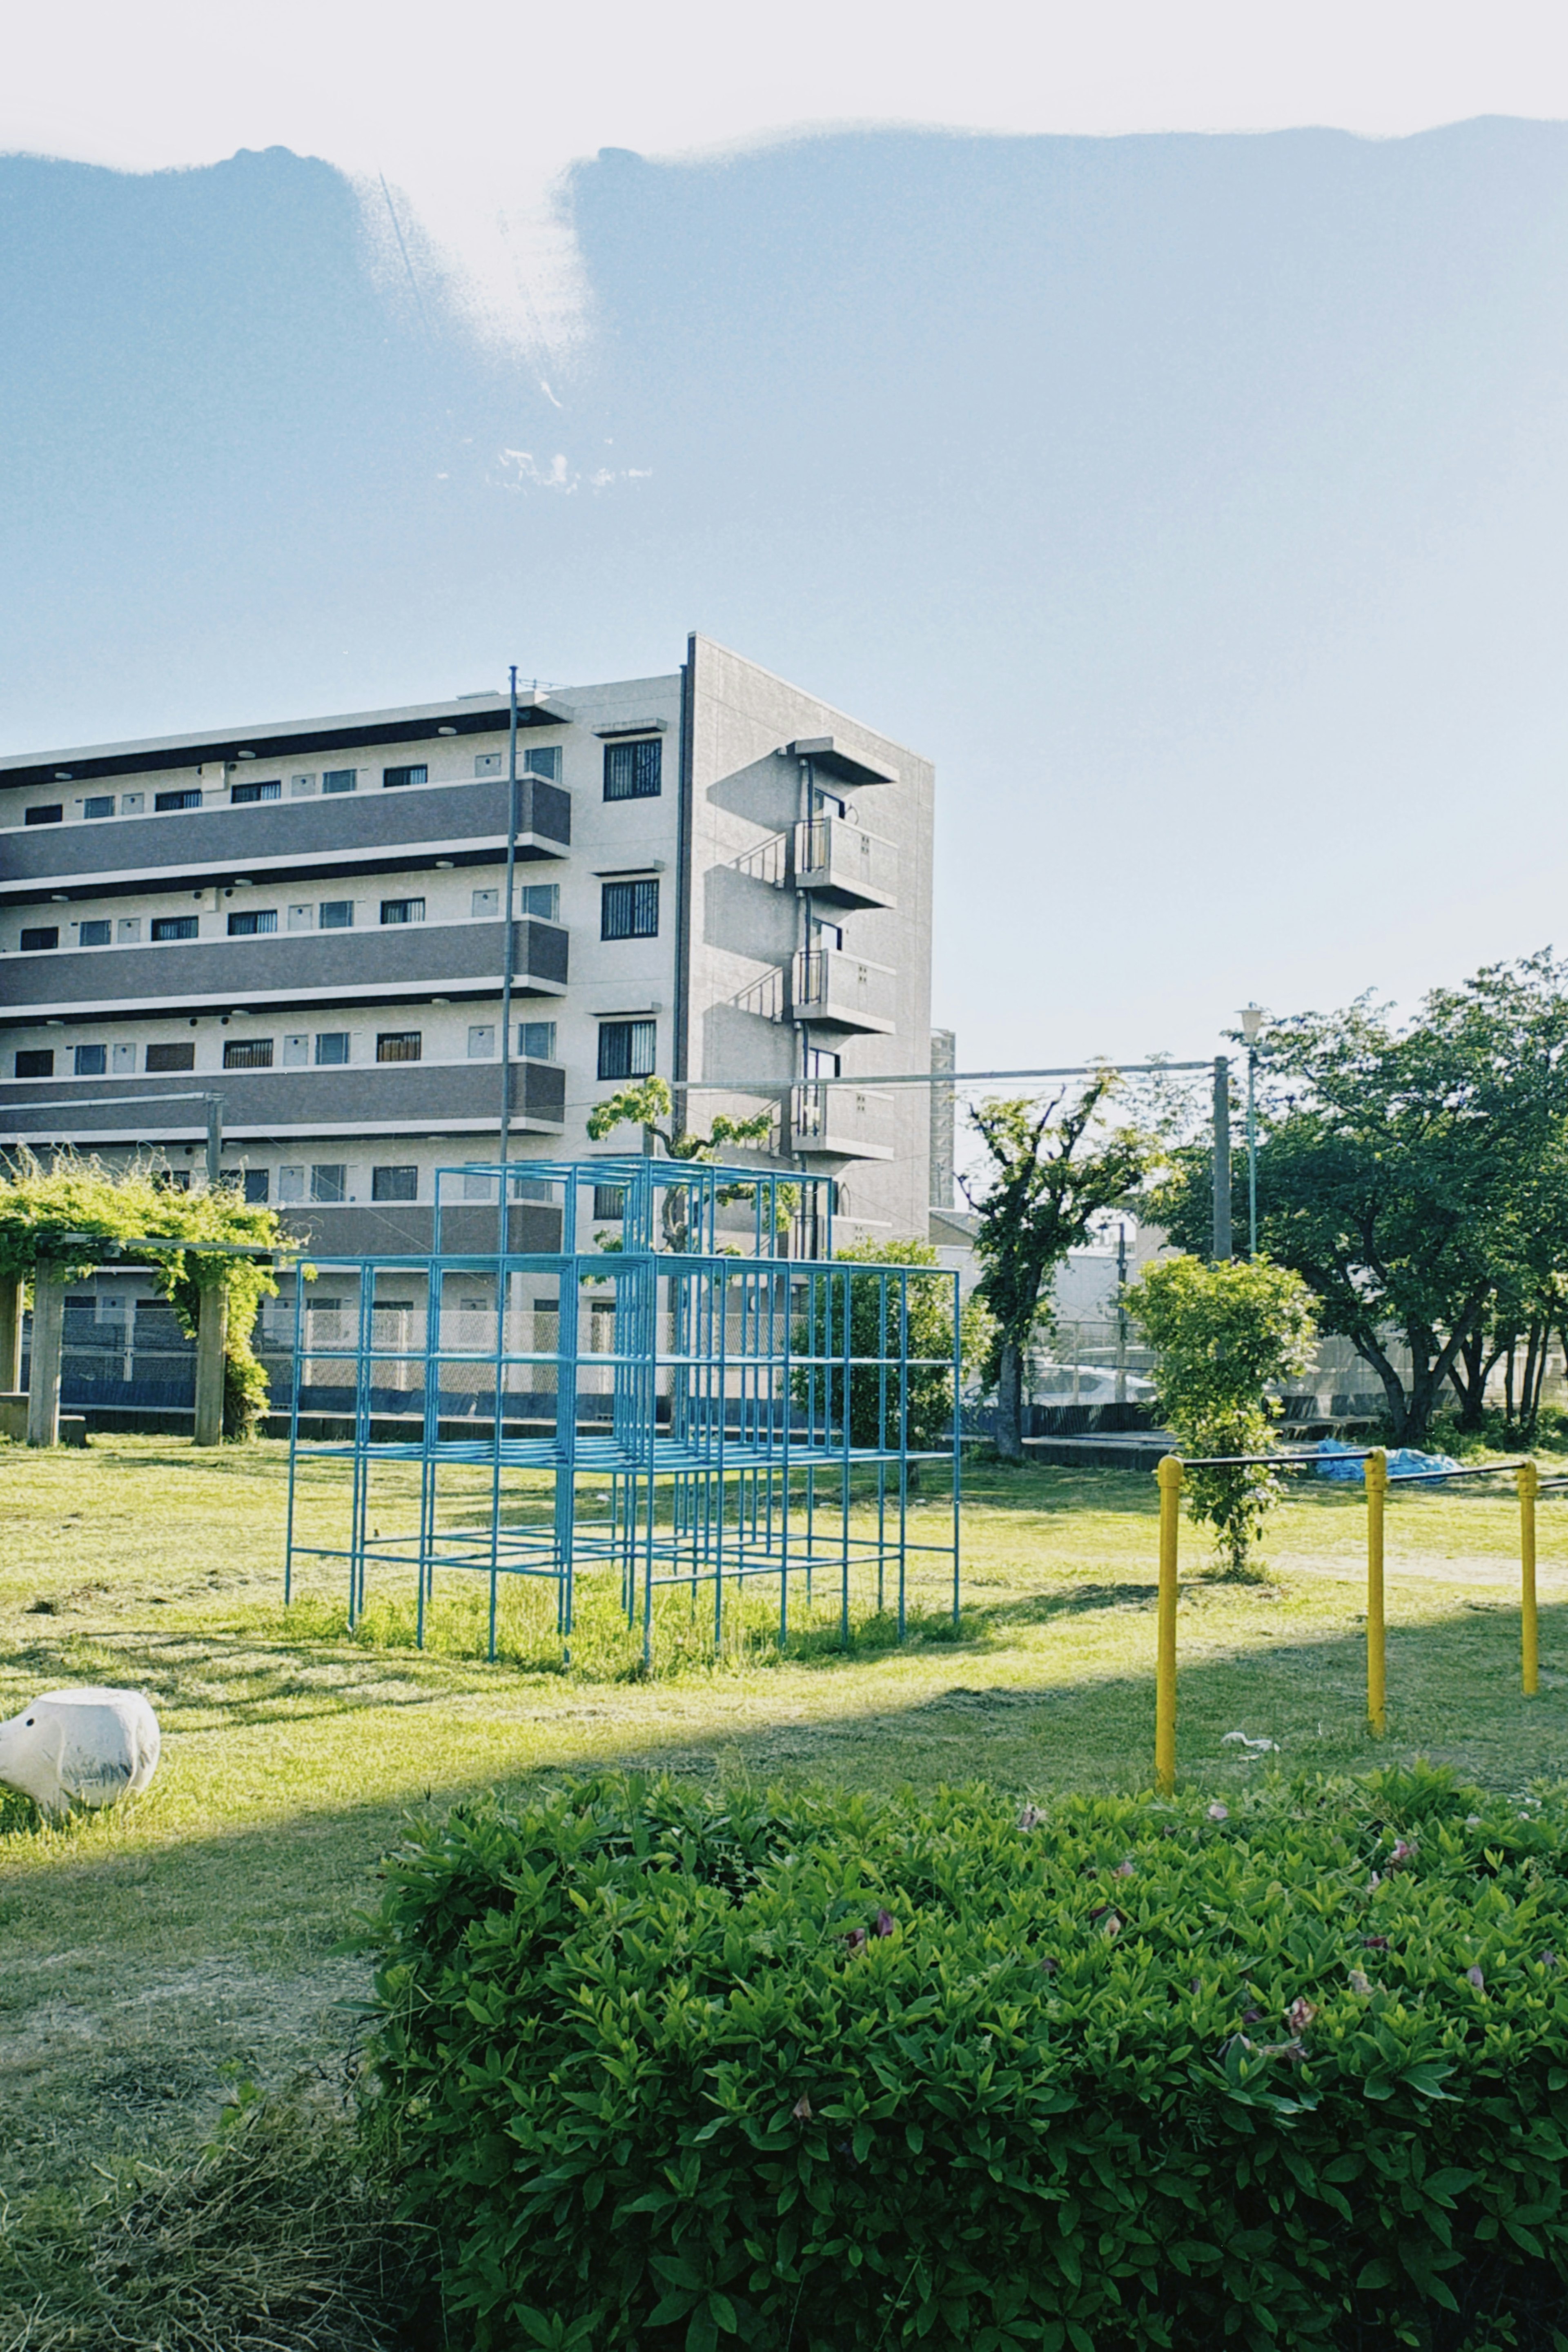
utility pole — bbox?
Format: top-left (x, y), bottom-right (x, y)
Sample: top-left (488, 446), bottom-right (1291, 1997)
top-left (1115, 1220), bottom-right (1128, 1406)
top-left (1239, 1003), bottom-right (1264, 1258)
top-left (205, 1094), bottom-right (223, 1190)
top-left (1212, 1054), bottom-right (1232, 1262)
top-left (498, 665), bottom-right (521, 1173)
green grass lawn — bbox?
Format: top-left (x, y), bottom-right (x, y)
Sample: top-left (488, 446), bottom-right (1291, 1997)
top-left (5, 1432), bottom-right (1568, 2334)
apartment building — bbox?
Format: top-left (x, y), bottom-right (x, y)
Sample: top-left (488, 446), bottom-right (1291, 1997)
top-left (0, 636), bottom-right (935, 1254)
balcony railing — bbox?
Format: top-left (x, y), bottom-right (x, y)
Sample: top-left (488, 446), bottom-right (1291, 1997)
top-left (0, 916), bottom-right (568, 1020)
top-left (0, 775), bottom-right (570, 905)
top-left (790, 1082), bottom-right (895, 1159)
top-left (792, 817), bottom-right (897, 911)
top-left (0, 1058), bottom-right (568, 1144)
top-left (791, 947), bottom-right (896, 1035)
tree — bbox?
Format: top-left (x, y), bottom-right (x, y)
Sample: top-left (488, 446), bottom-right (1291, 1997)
top-left (793, 1236), bottom-right (987, 1454)
top-left (586, 1077), bottom-right (791, 1247)
top-left (1126, 1253), bottom-right (1317, 1577)
top-left (0, 1149), bottom-right (284, 1439)
top-left (962, 1077), bottom-right (1152, 1463)
top-left (1154, 958), bottom-right (1568, 1449)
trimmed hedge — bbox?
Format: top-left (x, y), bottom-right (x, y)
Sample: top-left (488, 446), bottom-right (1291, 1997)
top-left (362, 1766), bottom-right (1568, 2350)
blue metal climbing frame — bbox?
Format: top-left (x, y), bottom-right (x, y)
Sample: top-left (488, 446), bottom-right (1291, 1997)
top-left (283, 1158), bottom-right (962, 1664)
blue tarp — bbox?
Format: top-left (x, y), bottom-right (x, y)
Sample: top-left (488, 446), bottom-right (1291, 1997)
top-left (1313, 1438), bottom-right (1463, 1482)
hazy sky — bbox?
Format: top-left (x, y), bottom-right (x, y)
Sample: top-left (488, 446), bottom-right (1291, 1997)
top-left (3, 7), bottom-right (1567, 1076)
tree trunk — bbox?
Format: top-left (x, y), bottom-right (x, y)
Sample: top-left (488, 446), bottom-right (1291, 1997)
top-left (993, 1342), bottom-right (1025, 1464)
top-left (1448, 1327), bottom-right (1493, 1430)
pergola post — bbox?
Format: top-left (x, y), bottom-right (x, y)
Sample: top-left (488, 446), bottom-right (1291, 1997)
top-left (0, 1272), bottom-right (23, 1393)
top-left (193, 1282), bottom-right (229, 1447)
top-left (26, 1265), bottom-right (65, 1447)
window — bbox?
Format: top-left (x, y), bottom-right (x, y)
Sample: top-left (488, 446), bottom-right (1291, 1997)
top-left (314, 1032), bottom-right (350, 1066)
top-left (382, 764), bottom-right (428, 789)
top-left (380, 897), bottom-right (424, 924)
top-left (322, 768), bottom-right (356, 794)
top-left (461, 1167), bottom-right (497, 1201)
top-left (154, 788), bottom-right (202, 812)
top-left (146, 1042), bottom-right (196, 1072)
top-left (474, 751), bottom-right (502, 777)
top-left (283, 1034), bottom-right (309, 1067)
top-left (287, 904), bottom-right (312, 931)
top-left (230, 779), bottom-right (281, 805)
top-left (597, 1018), bottom-right (656, 1081)
top-left (78, 919), bottom-right (111, 947)
top-left (243, 1169), bottom-right (270, 1204)
top-left (223, 1037), bottom-right (274, 1069)
top-left (525, 746), bottom-right (562, 782)
top-left (74, 1044), bottom-right (107, 1077)
top-left (376, 1031), bottom-right (422, 1062)
top-left (470, 888), bottom-right (499, 919)
top-left (226, 908), bottom-right (278, 936)
top-left (603, 738), bottom-right (662, 800)
top-left (601, 879), bottom-right (659, 940)
top-left (519, 1020), bottom-right (556, 1060)
top-left (20, 927), bottom-right (59, 952)
top-left (318, 900), bottom-right (353, 929)
top-left (117, 916), bottom-right (141, 943)
top-left (290, 774), bottom-right (316, 797)
top-left (157, 1169), bottom-right (192, 1192)
top-left (24, 804), bottom-right (62, 825)
top-left (593, 1183), bottom-right (627, 1220)
top-left (311, 1164), bottom-right (347, 1203)
top-left (519, 882), bottom-right (559, 920)
top-left (83, 795), bottom-right (115, 819)
top-left (278, 1166), bottom-right (305, 1203)
top-left (372, 1165), bottom-right (418, 1201)
top-left (151, 915), bottom-right (199, 942)
top-left (467, 1024), bottom-right (495, 1058)
top-left (15, 1049), bottom-right (53, 1078)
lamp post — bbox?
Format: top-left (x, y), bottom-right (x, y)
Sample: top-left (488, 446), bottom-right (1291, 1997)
top-left (1239, 1003), bottom-right (1264, 1259)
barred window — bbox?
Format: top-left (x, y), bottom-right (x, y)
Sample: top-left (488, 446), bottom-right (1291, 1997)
top-left (146, 1042), bottom-right (196, 1072)
top-left (597, 1019), bottom-right (656, 1081)
top-left (593, 1184), bottom-right (627, 1220)
top-left (319, 900), bottom-right (353, 929)
top-left (74, 1045), bottom-right (107, 1076)
top-left (380, 897), bottom-right (425, 925)
top-left (382, 764), bottom-right (428, 790)
top-left (154, 789), bottom-right (202, 812)
top-left (322, 769), bottom-right (356, 794)
top-left (230, 780), bottom-right (281, 805)
top-left (315, 1032), bottom-right (350, 1066)
top-left (311, 1164), bottom-right (347, 1203)
top-left (519, 1020), bottom-right (556, 1060)
top-left (223, 1038), bottom-right (274, 1069)
top-left (603, 738), bottom-right (662, 800)
top-left (151, 915), bottom-right (199, 942)
top-left (83, 795), bottom-right (115, 819)
top-left (376, 1031), bottom-right (422, 1062)
top-left (601, 878), bottom-right (659, 940)
top-left (372, 1165), bottom-right (419, 1201)
top-left (78, 920), bottom-right (111, 946)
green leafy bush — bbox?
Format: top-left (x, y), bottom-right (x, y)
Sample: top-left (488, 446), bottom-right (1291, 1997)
top-left (363, 1766), bottom-right (1568, 2351)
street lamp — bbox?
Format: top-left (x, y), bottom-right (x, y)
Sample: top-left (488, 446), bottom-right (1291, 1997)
top-left (1239, 1004), bottom-right (1265, 1258)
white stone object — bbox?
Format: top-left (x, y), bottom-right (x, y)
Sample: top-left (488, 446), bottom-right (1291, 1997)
top-left (0, 1687), bottom-right (160, 1818)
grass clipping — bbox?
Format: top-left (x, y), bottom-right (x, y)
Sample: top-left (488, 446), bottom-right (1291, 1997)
top-left (0, 2083), bottom-right (417, 2352)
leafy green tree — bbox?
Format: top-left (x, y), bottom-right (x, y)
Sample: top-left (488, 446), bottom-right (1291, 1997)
top-left (1155, 958), bottom-right (1568, 1449)
top-left (793, 1236), bottom-right (983, 1453)
top-left (0, 1149), bottom-right (284, 1439)
top-left (962, 1077), bottom-right (1151, 1463)
top-left (1126, 1253), bottom-right (1317, 1577)
top-left (586, 1077), bottom-right (790, 1247)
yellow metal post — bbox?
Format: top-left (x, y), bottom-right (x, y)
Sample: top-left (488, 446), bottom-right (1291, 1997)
top-left (1365, 1446), bottom-right (1387, 1737)
top-left (1519, 1457), bottom-right (1539, 1697)
top-left (1155, 1454), bottom-right (1183, 1794)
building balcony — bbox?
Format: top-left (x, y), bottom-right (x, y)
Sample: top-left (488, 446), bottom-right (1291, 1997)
top-left (0, 917), bottom-right (568, 1022)
top-left (792, 817), bottom-right (897, 911)
top-left (0, 775), bottom-right (570, 908)
top-left (791, 947), bottom-right (896, 1035)
top-left (790, 1082), bottom-right (895, 1160)
top-left (0, 1057), bottom-right (567, 1145)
